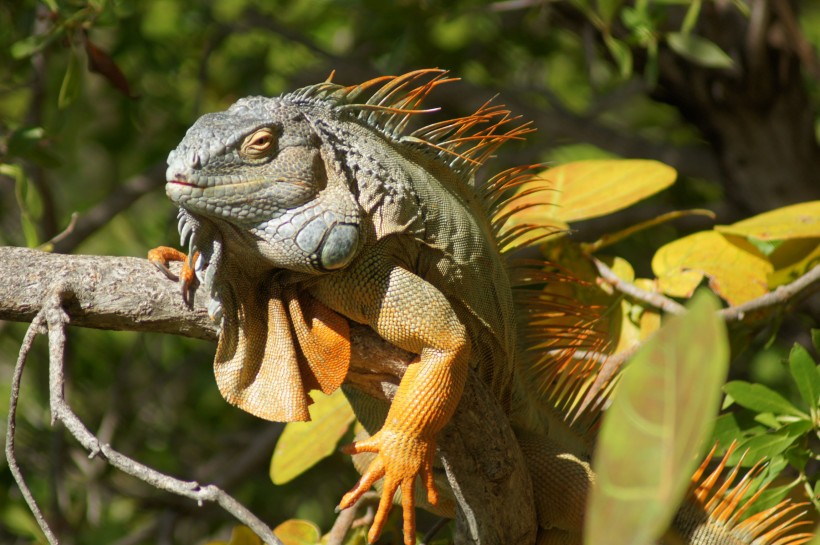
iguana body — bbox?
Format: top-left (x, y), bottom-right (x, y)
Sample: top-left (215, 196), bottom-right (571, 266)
top-left (150, 70), bottom-right (811, 545)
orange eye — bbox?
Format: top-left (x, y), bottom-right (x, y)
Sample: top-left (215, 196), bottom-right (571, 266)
top-left (242, 128), bottom-right (275, 156)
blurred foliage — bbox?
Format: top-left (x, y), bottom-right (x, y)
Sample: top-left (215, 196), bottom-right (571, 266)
top-left (1, 0), bottom-right (819, 544)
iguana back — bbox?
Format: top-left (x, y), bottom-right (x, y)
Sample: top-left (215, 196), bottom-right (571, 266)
top-left (151, 69), bottom-right (813, 545)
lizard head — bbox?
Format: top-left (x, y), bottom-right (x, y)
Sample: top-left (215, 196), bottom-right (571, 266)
top-left (165, 96), bottom-right (362, 275)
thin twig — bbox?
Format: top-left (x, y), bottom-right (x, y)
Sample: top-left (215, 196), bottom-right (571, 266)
top-left (719, 264), bottom-right (820, 322)
top-left (40, 286), bottom-right (283, 545)
top-left (326, 492), bottom-right (379, 545)
top-left (421, 517), bottom-right (451, 545)
top-left (5, 311), bottom-right (58, 545)
top-left (592, 257), bottom-right (686, 314)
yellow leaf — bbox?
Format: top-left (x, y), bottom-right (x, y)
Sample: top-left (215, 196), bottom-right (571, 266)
top-left (652, 232), bottom-right (773, 305)
top-left (270, 389), bottom-right (355, 485)
top-left (586, 291), bottom-right (729, 545)
top-left (715, 201), bottom-right (820, 240)
top-left (215, 526), bottom-right (263, 545)
top-left (502, 159), bottom-right (676, 227)
top-left (767, 238), bottom-right (820, 288)
top-left (273, 520), bottom-right (320, 545)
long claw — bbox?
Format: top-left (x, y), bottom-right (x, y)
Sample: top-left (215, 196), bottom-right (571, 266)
top-left (339, 459), bottom-right (385, 510)
top-left (147, 246), bottom-right (197, 308)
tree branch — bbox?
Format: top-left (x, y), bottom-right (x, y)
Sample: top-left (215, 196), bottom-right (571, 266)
top-left (719, 264), bottom-right (820, 322)
top-left (592, 256), bottom-right (686, 314)
top-left (0, 246), bottom-right (537, 544)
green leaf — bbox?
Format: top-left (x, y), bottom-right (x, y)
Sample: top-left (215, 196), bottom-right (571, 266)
top-left (666, 32), bottom-right (734, 69)
top-left (789, 344), bottom-right (820, 411)
top-left (784, 443), bottom-right (810, 471)
top-left (596, 0), bottom-right (623, 25)
top-left (586, 290), bottom-right (729, 545)
top-left (4, 163), bottom-right (41, 247)
top-left (680, 0), bottom-right (702, 34)
top-left (58, 49), bottom-right (82, 109)
top-left (731, 432), bottom-right (797, 467)
top-left (11, 33), bottom-right (56, 59)
top-left (270, 389), bottom-right (354, 485)
top-left (724, 381), bottom-right (808, 418)
top-left (604, 34), bottom-right (633, 78)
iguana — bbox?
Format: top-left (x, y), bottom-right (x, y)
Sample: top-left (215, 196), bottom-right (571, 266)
top-left (149, 70), bottom-right (813, 545)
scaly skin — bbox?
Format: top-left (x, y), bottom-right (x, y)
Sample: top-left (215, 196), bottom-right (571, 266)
top-left (150, 71), bottom-right (812, 545)
top-left (151, 71), bottom-right (518, 545)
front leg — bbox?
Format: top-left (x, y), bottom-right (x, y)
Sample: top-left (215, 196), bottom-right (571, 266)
top-left (313, 257), bottom-right (470, 545)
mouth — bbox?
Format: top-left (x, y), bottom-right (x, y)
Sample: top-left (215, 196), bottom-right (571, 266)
top-left (168, 177), bottom-right (197, 187)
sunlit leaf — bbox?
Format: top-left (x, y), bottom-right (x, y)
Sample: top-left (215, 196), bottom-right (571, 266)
top-left (666, 32), bottom-right (734, 68)
top-left (652, 231), bottom-right (773, 305)
top-left (724, 381), bottom-right (807, 418)
top-left (270, 389), bottom-right (354, 485)
top-left (582, 209), bottom-right (714, 253)
top-left (210, 526), bottom-right (263, 545)
top-left (503, 160), bottom-right (677, 228)
top-left (766, 238), bottom-right (820, 288)
top-left (716, 201), bottom-right (820, 240)
top-left (730, 433), bottom-right (797, 467)
top-left (586, 290), bottom-right (729, 545)
top-left (273, 520), bottom-right (320, 545)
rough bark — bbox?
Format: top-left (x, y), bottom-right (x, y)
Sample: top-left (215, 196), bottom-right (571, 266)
top-left (653, 0), bottom-right (820, 216)
top-left (551, 0), bottom-right (820, 218)
top-left (0, 246), bottom-right (537, 544)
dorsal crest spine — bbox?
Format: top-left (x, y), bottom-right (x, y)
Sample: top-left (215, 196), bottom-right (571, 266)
top-left (286, 69), bottom-right (535, 179)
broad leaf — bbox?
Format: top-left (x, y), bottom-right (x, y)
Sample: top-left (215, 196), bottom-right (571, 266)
top-left (270, 389), bottom-right (354, 485)
top-left (666, 32), bottom-right (734, 68)
top-left (652, 231), bottom-right (773, 305)
top-left (766, 238), bottom-right (820, 288)
top-left (274, 520), bottom-right (320, 545)
top-left (730, 432), bottom-right (797, 467)
top-left (502, 159), bottom-right (677, 226)
top-left (789, 344), bottom-right (820, 411)
top-left (204, 525), bottom-right (264, 545)
top-left (724, 381), bottom-right (807, 418)
top-left (716, 201), bottom-right (820, 240)
top-left (586, 290), bottom-right (729, 545)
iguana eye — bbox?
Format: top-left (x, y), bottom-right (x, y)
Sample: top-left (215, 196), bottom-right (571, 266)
top-left (241, 128), bottom-right (276, 158)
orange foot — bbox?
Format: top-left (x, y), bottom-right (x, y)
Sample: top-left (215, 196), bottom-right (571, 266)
top-left (147, 246), bottom-right (198, 306)
top-left (339, 430), bottom-right (439, 545)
